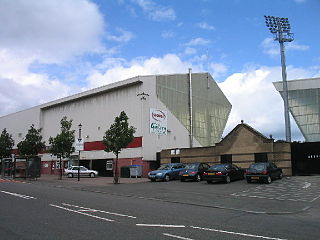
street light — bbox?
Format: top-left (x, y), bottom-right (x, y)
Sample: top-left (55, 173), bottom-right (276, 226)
top-left (78, 123), bottom-right (82, 181)
top-left (264, 16), bottom-right (294, 142)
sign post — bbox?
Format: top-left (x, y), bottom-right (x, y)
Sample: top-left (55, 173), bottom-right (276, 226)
top-left (76, 124), bottom-right (83, 181)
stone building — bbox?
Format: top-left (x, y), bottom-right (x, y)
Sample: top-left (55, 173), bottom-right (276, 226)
top-left (161, 122), bottom-right (292, 175)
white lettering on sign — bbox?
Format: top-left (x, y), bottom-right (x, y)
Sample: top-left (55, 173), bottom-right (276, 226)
top-left (150, 109), bottom-right (167, 135)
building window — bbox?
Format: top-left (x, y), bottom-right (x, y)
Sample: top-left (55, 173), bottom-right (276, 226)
top-left (221, 154), bottom-right (232, 164)
top-left (254, 153), bottom-right (268, 163)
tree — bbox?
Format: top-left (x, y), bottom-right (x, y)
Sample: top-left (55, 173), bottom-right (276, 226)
top-left (17, 124), bottom-right (45, 178)
top-left (0, 129), bottom-right (14, 176)
top-left (17, 125), bottom-right (45, 156)
top-left (103, 111), bottom-right (136, 184)
top-left (49, 116), bottom-right (75, 180)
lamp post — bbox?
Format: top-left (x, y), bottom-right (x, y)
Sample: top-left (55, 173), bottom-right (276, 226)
top-left (264, 16), bottom-right (294, 142)
top-left (78, 123), bottom-right (82, 181)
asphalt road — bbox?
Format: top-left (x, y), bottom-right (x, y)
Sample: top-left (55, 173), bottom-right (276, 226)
top-left (0, 176), bottom-right (320, 240)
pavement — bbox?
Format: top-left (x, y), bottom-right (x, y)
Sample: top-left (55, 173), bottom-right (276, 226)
top-left (1, 174), bottom-right (149, 188)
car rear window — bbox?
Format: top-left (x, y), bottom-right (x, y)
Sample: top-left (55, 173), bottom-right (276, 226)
top-left (209, 165), bottom-right (227, 171)
top-left (185, 164), bottom-right (198, 169)
top-left (249, 163), bottom-right (266, 171)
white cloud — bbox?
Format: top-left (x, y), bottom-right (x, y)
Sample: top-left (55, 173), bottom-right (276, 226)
top-left (132, 0), bottom-right (176, 21)
top-left (0, 0), bottom-right (105, 64)
top-left (161, 30), bottom-right (174, 39)
top-left (107, 28), bottom-right (135, 43)
top-left (185, 38), bottom-right (211, 46)
top-left (197, 22), bottom-right (215, 30)
top-left (86, 54), bottom-right (195, 88)
top-left (261, 38), bottom-right (310, 57)
top-left (0, 0), bottom-right (105, 116)
top-left (287, 42), bottom-right (310, 51)
top-left (184, 47), bottom-right (197, 55)
top-left (209, 63), bottom-right (228, 78)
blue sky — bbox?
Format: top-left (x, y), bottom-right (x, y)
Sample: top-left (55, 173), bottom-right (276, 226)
top-left (0, 0), bottom-right (319, 141)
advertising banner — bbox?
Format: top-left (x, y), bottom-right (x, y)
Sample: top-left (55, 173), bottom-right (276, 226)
top-left (150, 108), bottom-right (167, 135)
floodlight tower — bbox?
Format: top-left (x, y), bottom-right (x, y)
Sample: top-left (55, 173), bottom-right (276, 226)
top-left (264, 16), bottom-right (294, 142)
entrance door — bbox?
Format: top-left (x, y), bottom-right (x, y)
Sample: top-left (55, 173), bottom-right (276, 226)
top-left (171, 157), bottom-right (180, 163)
top-left (221, 154), bottom-right (232, 164)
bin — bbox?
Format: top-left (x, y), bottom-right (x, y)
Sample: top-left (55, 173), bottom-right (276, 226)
top-left (129, 165), bottom-right (142, 178)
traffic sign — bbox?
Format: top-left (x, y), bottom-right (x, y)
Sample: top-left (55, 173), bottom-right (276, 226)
top-left (75, 138), bottom-right (84, 151)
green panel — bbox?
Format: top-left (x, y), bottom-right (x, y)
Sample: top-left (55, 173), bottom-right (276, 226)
top-left (156, 73), bottom-right (232, 146)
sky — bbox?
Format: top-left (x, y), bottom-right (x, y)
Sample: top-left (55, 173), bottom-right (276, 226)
top-left (0, 0), bottom-right (319, 141)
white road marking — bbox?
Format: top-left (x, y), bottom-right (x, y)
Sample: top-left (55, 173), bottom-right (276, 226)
top-left (0, 190), bottom-right (36, 200)
top-left (302, 182), bottom-right (311, 189)
top-left (49, 204), bottom-right (114, 222)
top-left (163, 233), bottom-right (194, 240)
top-left (62, 203), bottom-right (136, 218)
top-left (311, 195), bottom-right (320, 202)
top-left (136, 224), bottom-right (186, 228)
top-left (190, 226), bottom-right (288, 240)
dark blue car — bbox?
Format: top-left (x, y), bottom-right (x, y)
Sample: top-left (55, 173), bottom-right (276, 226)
top-left (148, 163), bottom-right (185, 182)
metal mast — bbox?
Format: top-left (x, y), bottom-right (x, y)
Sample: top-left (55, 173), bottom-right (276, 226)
top-left (264, 16), bottom-right (294, 142)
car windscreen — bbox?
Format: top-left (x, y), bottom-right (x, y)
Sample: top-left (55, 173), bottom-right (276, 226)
top-left (184, 164), bottom-right (198, 170)
top-left (158, 165), bottom-right (171, 170)
top-left (209, 165), bottom-right (227, 171)
top-left (249, 163), bottom-right (266, 171)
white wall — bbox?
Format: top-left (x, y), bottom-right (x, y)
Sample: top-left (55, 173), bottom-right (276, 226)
top-left (0, 107), bottom-right (41, 147)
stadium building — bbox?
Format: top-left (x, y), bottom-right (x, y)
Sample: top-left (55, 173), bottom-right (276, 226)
top-left (0, 72), bottom-right (232, 177)
top-left (273, 77), bottom-right (320, 142)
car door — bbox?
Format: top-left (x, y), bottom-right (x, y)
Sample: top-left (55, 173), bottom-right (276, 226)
top-left (269, 163), bottom-right (279, 179)
top-left (172, 164), bottom-right (184, 179)
top-left (232, 165), bottom-right (242, 180)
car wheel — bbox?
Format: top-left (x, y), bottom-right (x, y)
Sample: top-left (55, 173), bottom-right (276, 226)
top-left (279, 172), bottom-right (283, 179)
top-left (225, 175), bottom-right (231, 184)
top-left (195, 174), bottom-right (201, 182)
top-left (266, 175), bottom-right (272, 184)
top-left (207, 180), bottom-right (212, 184)
top-left (67, 173), bottom-right (73, 178)
top-left (89, 172), bottom-right (95, 178)
top-left (150, 179), bottom-right (155, 182)
top-left (164, 175), bottom-right (170, 182)
top-left (246, 178), bottom-right (251, 183)
top-left (180, 178), bottom-right (185, 182)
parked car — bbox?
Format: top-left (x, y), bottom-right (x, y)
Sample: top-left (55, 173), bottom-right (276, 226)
top-left (148, 163), bottom-right (185, 182)
top-left (65, 166), bottom-right (98, 178)
top-left (203, 163), bottom-right (245, 184)
top-left (245, 162), bottom-right (282, 184)
top-left (179, 162), bottom-right (210, 182)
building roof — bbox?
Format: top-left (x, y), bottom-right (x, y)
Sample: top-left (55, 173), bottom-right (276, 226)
top-left (273, 77), bottom-right (320, 91)
top-left (217, 121), bottom-right (273, 146)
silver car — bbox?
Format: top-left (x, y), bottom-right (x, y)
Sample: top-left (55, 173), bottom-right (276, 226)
top-left (65, 166), bottom-right (98, 178)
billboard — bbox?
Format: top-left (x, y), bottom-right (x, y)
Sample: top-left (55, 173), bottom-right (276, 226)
top-left (150, 108), bottom-right (167, 135)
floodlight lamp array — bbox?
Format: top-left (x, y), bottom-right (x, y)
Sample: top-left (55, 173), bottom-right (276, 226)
top-left (264, 15), bottom-right (294, 42)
